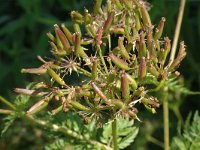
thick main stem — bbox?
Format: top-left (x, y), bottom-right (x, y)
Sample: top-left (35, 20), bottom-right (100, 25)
top-left (163, 94), bottom-right (169, 150)
top-left (112, 118), bottom-right (118, 150)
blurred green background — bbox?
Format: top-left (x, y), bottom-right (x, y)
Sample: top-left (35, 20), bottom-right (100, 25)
top-left (0, 0), bottom-right (199, 149)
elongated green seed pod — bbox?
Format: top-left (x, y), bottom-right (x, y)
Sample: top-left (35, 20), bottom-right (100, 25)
top-left (53, 50), bottom-right (67, 56)
top-left (139, 32), bottom-right (147, 58)
top-left (84, 8), bottom-right (92, 25)
top-left (70, 101), bottom-right (89, 111)
top-left (107, 0), bottom-right (112, 12)
top-left (138, 57), bottom-right (146, 80)
top-left (121, 71), bottom-right (130, 101)
top-left (71, 11), bottom-right (83, 23)
top-left (93, 0), bottom-right (102, 16)
top-left (47, 68), bottom-right (66, 86)
top-left (154, 17), bottom-right (166, 40)
top-left (118, 37), bottom-right (130, 60)
top-left (47, 32), bottom-right (55, 42)
top-left (134, 11), bottom-right (141, 30)
top-left (27, 96), bottom-right (52, 115)
top-left (110, 27), bottom-right (125, 34)
top-left (111, 99), bottom-right (124, 109)
top-left (114, 0), bottom-right (123, 10)
top-left (91, 82), bottom-right (109, 103)
top-left (54, 24), bottom-right (70, 53)
top-left (169, 42), bottom-right (186, 71)
top-left (96, 27), bottom-right (103, 45)
top-left (73, 22), bottom-right (82, 37)
top-left (92, 59), bottom-right (97, 79)
top-left (122, 0), bottom-right (132, 10)
top-left (141, 98), bottom-right (160, 108)
top-left (103, 12), bottom-right (114, 34)
top-left (148, 64), bottom-right (159, 78)
top-left (86, 24), bottom-right (96, 38)
top-left (61, 23), bottom-right (73, 44)
top-left (141, 5), bottom-right (152, 26)
top-left (74, 32), bottom-right (88, 58)
top-left (126, 74), bottom-right (138, 91)
top-left (50, 42), bottom-right (58, 51)
top-left (147, 25), bottom-right (153, 47)
top-left (109, 52), bottom-right (130, 70)
top-left (21, 68), bottom-right (47, 74)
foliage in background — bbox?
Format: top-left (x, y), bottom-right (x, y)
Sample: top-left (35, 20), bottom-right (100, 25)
top-left (171, 111), bottom-right (200, 150)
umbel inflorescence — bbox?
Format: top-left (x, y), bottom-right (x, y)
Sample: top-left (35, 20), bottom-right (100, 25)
top-left (16, 0), bottom-right (186, 122)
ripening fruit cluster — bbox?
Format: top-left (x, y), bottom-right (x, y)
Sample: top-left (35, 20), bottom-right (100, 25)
top-left (16, 0), bottom-right (186, 122)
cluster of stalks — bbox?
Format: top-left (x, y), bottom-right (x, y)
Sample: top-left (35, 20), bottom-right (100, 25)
top-left (14, 0), bottom-right (186, 149)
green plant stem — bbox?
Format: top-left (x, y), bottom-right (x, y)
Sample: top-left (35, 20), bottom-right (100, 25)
top-left (146, 135), bottom-right (164, 148)
top-left (163, 93), bottom-right (169, 150)
top-left (97, 45), bottom-right (108, 74)
top-left (171, 106), bottom-right (183, 123)
top-left (112, 118), bottom-right (118, 150)
top-left (169, 0), bottom-right (186, 65)
top-left (76, 66), bottom-right (92, 77)
top-left (23, 114), bottom-right (112, 150)
top-left (0, 96), bottom-right (16, 110)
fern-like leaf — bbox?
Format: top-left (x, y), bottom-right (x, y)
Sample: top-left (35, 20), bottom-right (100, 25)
top-left (100, 117), bottom-right (139, 149)
top-left (1, 112), bottom-right (17, 136)
top-left (171, 111), bottom-right (200, 150)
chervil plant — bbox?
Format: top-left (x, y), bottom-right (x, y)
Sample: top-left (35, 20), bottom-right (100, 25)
top-left (2, 0), bottom-right (197, 150)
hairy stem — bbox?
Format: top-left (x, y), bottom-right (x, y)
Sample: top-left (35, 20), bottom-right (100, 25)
top-left (169, 0), bottom-right (186, 65)
top-left (163, 93), bottom-right (169, 150)
top-left (112, 118), bottom-right (118, 150)
top-left (23, 114), bottom-right (112, 150)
